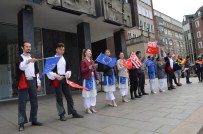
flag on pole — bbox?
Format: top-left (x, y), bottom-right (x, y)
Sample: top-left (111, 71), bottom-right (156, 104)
top-left (146, 41), bottom-right (159, 54)
top-left (181, 59), bottom-right (186, 65)
top-left (130, 52), bottom-right (142, 69)
top-left (67, 80), bottom-right (88, 91)
top-left (122, 59), bottom-right (133, 69)
top-left (96, 53), bottom-right (117, 67)
top-left (40, 56), bottom-right (61, 78)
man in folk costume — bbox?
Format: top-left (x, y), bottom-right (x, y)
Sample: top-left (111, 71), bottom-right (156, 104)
top-left (185, 56), bottom-right (192, 84)
top-left (16, 41), bottom-right (43, 131)
top-left (136, 51), bottom-right (149, 96)
top-left (161, 49), bottom-right (179, 90)
top-left (47, 43), bottom-right (83, 121)
top-left (195, 56), bottom-right (203, 82)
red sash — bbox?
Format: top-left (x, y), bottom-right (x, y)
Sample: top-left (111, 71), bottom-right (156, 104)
top-left (18, 73), bottom-right (29, 90)
top-left (51, 79), bottom-right (60, 88)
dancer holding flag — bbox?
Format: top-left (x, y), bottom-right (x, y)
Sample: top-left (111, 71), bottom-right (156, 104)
top-left (81, 49), bottom-right (99, 114)
top-left (46, 43), bottom-right (83, 121)
top-left (145, 56), bottom-right (157, 94)
top-left (16, 41), bottom-right (42, 131)
top-left (97, 49), bottom-right (117, 107)
top-left (129, 51), bottom-right (142, 99)
top-left (116, 52), bottom-right (130, 103)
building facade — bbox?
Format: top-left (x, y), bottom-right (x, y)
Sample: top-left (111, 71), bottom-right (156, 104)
top-left (126, 0), bottom-right (155, 56)
top-left (0, 0), bottom-right (139, 101)
top-left (192, 6), bottom-right (203, 56)
top-left (154, 10), bottom-right (186, 58)
top-left (183, 15), bottom-right (196, 63)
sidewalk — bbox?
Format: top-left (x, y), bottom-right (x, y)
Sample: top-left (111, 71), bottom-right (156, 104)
top-left (0, 78), bottom-right (203, 134)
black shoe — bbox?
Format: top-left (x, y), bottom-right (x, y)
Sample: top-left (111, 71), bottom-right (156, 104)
top-left (171, 86), bottom-right (176, 89)
top-left (32, 122), bottom-right (43, 126)
top-left (131, 97), bottom-right (135, 100)
top-left (186, 82), bottom-right (192, 84)
top-left (72, 113), bottom-right (84, 118)
top-left (176, 83), bottom-right (182, 86)
top-left (168, 87), bottom-right (172, 90)
top-left (135, 95), bottom-right (141, 98)
top-left (60, 115), bottom-right (67, 121)
top-left (139, 93), bottom-right (142, 96)
top-left (18, 124), bottom-right (24, 131)
top-left (143, 93), bottom-right (149, 95)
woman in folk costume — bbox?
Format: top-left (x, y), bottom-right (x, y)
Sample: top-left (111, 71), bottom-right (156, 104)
top-left (81, 49), bottom-right (99, 114)
top-left (116, 52), bottom-right (130, 103)
top-left (103, 49), bottom-right (117, 107)
top-left (145, 55), bottom-right (157, 94)
top-left (156, 56), bottom-right (166, 92)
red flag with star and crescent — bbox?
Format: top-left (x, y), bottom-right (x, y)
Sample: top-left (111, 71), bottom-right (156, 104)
top-left (67, 80), bottom-right (88, 91)
top-left (146, 41), bottom-right (159, 54)
top-left (122, 59), bottom-right (133, 69)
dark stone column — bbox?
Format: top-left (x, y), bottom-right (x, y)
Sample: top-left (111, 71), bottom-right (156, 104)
top-left (18, 5), bottom-right (34, 55)
top-left (114, 29), bottom-right (127, 58)
top-left (77, 22), bottom-right (91, 61)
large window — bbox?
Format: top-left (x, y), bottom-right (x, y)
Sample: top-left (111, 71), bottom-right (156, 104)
top-left (198, 42), bottom-right (203, 49)
top-left (197, 31), bottom-right (201, 38)
top-left (195, 20), bottom-right (200, 28)
top-left (0, 23), bottom-right (45, 101)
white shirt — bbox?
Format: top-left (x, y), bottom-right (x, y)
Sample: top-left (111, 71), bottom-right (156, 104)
top-left (163, 51), bottom-right (174, 69)
top-left (169, 58), bottom-right (174, 69)
top-left (19, 53), bottom-right (35, 78)
top-left (57, 56), bottom-right (66, 75)
top-left (19, 53), bottom-right (41, 86)
top-left (47, 55), bottom-right (71, 80)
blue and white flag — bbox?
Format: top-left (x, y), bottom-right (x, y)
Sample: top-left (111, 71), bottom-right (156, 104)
top-left (96, 53), bottom-right (117, 67)
top-left (39, 56), bottom-right (61, 78)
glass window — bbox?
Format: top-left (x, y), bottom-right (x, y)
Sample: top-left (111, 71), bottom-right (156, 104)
top-left (195, 21), bottom-right (200, 28)
top-left (197, 31), bottom-right (201, 38)
top-left (0, 23), bottom-right (45, 101)
top-left (198, 42), bottom-right (203, 49)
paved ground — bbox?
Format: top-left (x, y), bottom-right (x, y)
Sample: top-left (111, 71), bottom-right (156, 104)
top-left (1, 78), bottom-right (203, 134)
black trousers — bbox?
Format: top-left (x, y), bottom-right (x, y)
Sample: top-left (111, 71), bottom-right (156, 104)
top-left (18, 79), bottom-right (38, 125)
top-left (167, 71), bottom-right (177, 88)
top-left (197, 69), bottom-right (203, 82)
top-left (137, 72), bottom-right (146, 94)
top-left (129, 75), bottom-right (138, 98)
top-left (54, 79), bottom-right (77, 117)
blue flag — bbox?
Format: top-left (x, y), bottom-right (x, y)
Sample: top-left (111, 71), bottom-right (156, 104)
top-left (96, 53), bottom-right (117, 67)
top-left (40, 56), bottom-right (61, 78)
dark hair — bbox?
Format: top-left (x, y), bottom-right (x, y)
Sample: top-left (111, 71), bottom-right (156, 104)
top-left (22, 41), bottom-right (31, 47)
top-left (136, 51), bottom-right (141, 55)
top-left (186, 56), bottom-right (190, 59)
top-left (147, 56), bottom-right (151, 59)
top-left (56, 43), bottom-right (65, 49)
top-left (156, 56), bottom-right (160, 61)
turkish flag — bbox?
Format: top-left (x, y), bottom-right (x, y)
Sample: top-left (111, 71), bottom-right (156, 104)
top-left (67, 80), bottom-right (88, 91)
top-left (146, 41), bottom-right (159, 54)
top-left (122, 59), bottom-right (133, 69)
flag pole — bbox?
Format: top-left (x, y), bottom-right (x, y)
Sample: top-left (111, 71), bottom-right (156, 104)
top-left (37, 56), bottom-right (60, 61)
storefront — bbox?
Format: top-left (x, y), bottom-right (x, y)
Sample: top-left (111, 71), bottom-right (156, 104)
top-left (0, 0), bottom-right (137, 101)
